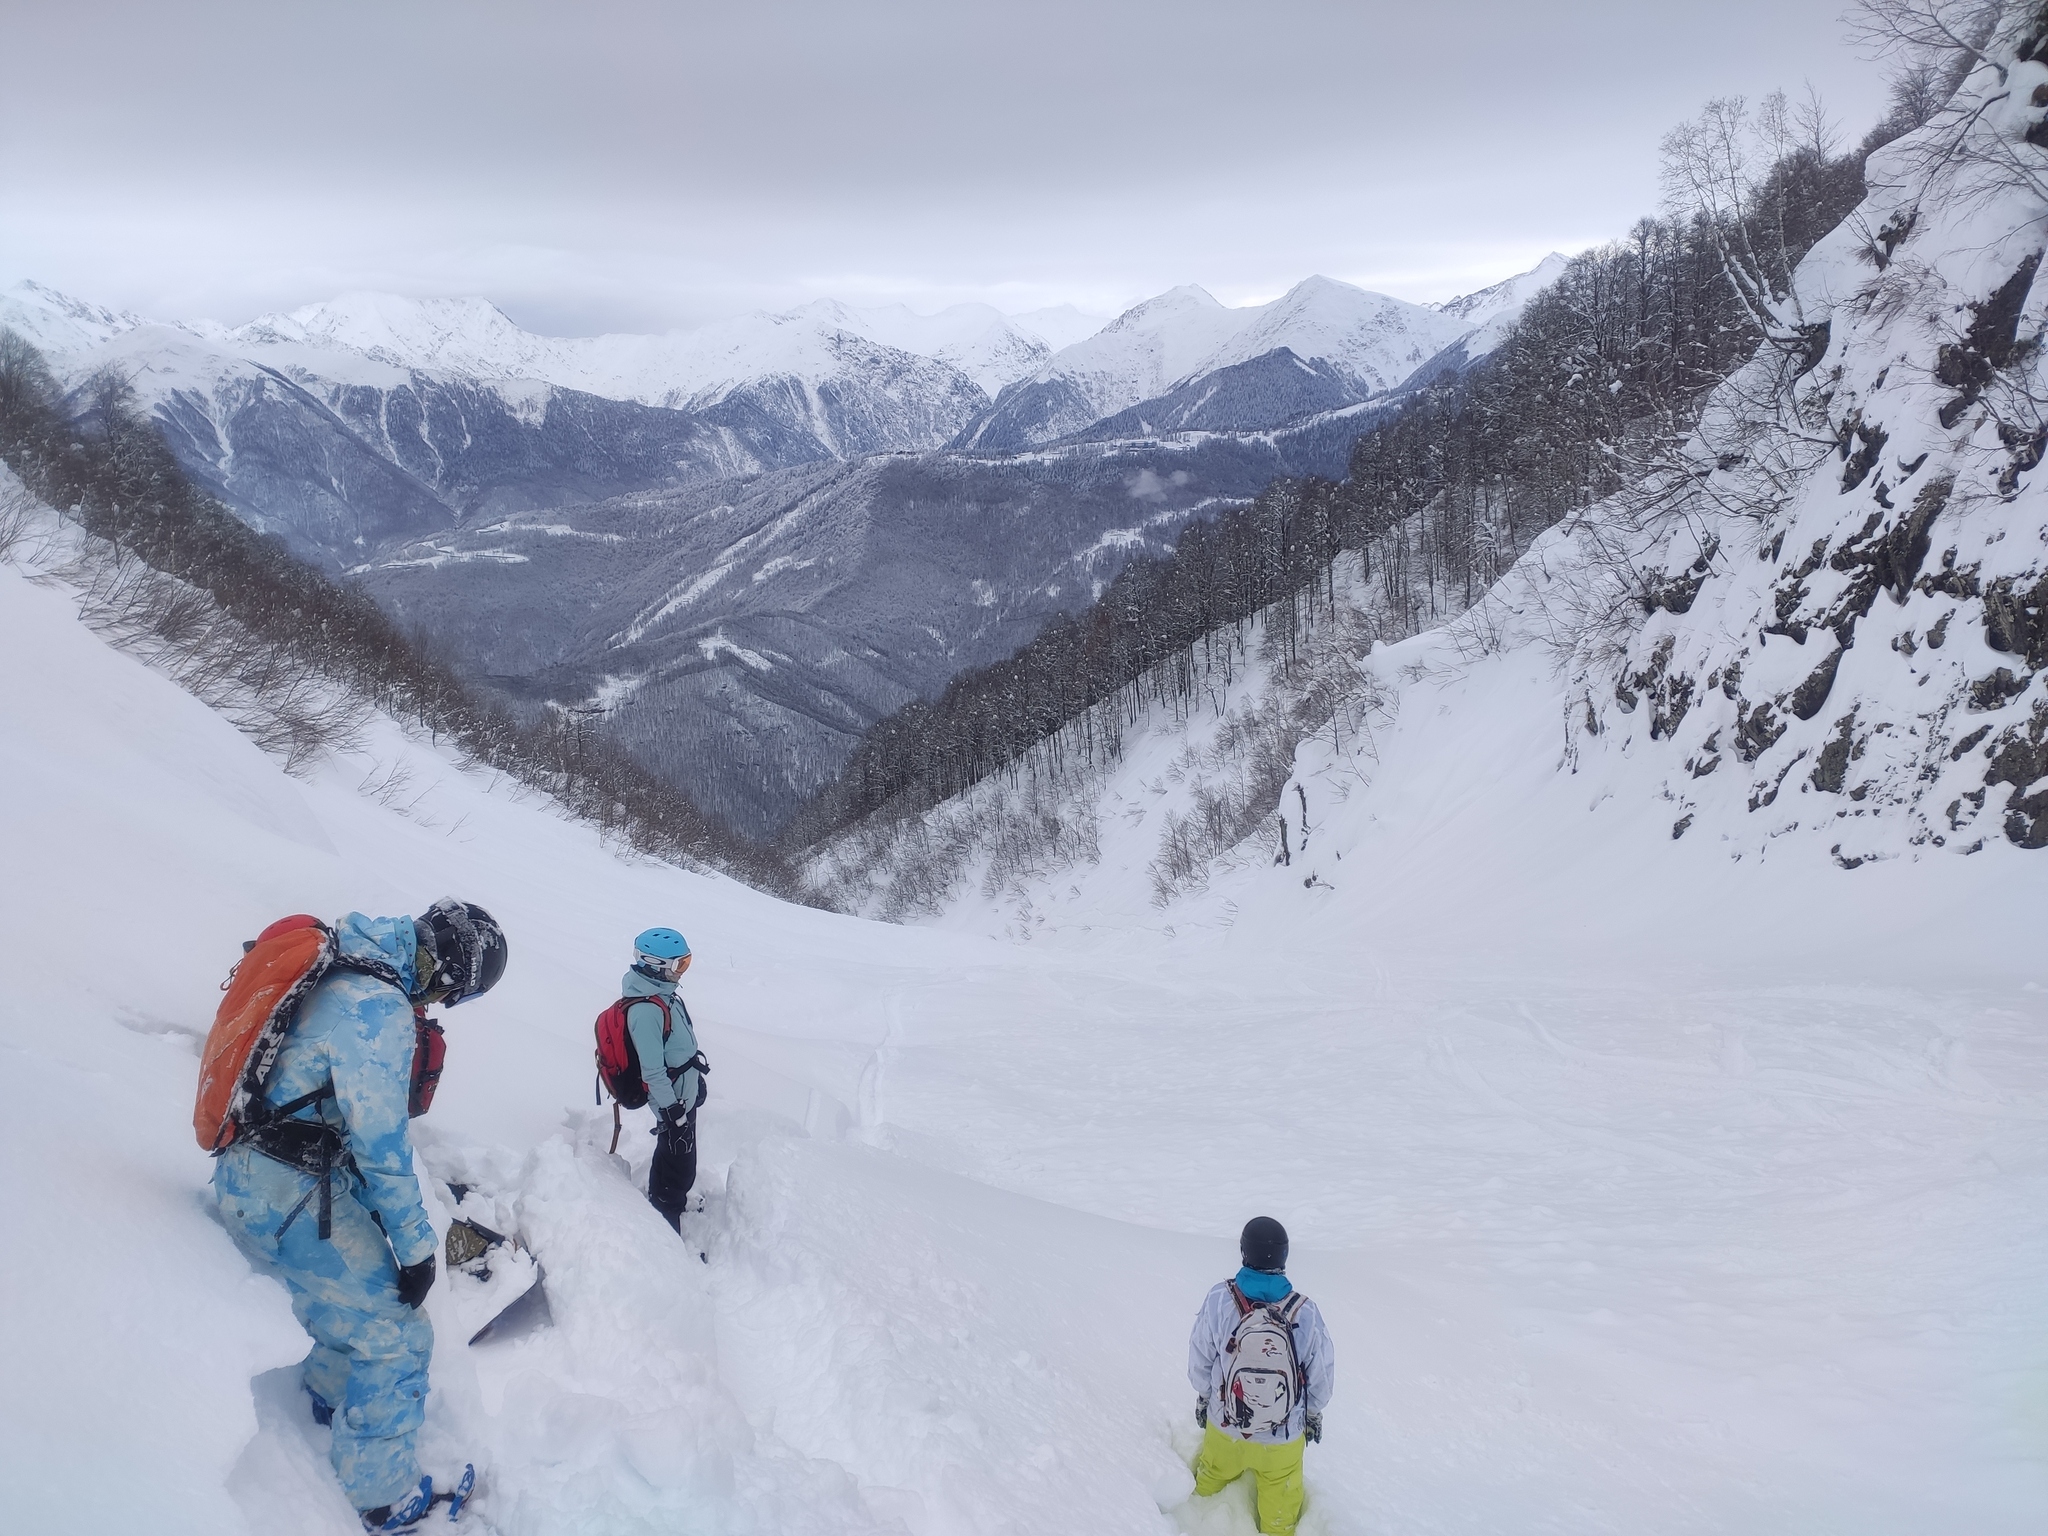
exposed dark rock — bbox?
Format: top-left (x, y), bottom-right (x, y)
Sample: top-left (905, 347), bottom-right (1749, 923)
top-left (1623, 637), bottom-right (1694, 740)
top-left (2007, 787), bottom-right (2048, 847)
top-left (1983, 701), bottom-right (2048, 846)
top-left (1998, 423), bottom-right (2048, 495)
top-left (1943, 253), bottom-right (2041, 376)
top-left (1652, 674), bottom-right (1694, 740)
top-left (1735, 700), bottom-right (1787, 763)
top-left (1748, 751), bottom-right (1803, 810)
top-left (1982, 571), bottom-right (2048, 669)
top-left (1795, 322), bottom-right (1832, 377)
top-left (1811, 713), bottom-right (1857, 793)
top-left (1918, 558), bottom-right (1980, 602)
top-left (1968, 667), bottom-right (2032, 711)
top-left (1926, 610), bottom-right (1953, 648)
top-left (1831, 844), bottom-right (1866, 869)
top-left (1950, 724), bottom-right (1993, 760)
top-left (1840, 416), bottom-right (1887, 492)
top-left (1788, 645), bottom-right (1848, 721)
top-left (1984, 701), bottom-right (2048, 793)
top-left (1651, 570), bottom-right (1705, 615)
top-left (1672, 814), bottom-right (1694, 840)
top-left (1881, 477), bottom-right (1953, 597)
top-left (1872, 211), bottom-right (1915, 268)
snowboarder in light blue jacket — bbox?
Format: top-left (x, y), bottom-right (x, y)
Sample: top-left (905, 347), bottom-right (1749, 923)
top-left (623, 926), bottom-right (705, 1230)
top-left (212, 902), bottom-right (506, 1532)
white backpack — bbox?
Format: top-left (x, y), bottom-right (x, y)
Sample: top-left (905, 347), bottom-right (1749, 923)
top-left (1219, 1284), bottom-right (1308, 1438)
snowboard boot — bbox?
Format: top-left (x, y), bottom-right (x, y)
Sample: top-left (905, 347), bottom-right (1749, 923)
top-left (438, 1463), bottom-right (476, 1520)
top-left (360, 1476), bottom-right (433, 1533)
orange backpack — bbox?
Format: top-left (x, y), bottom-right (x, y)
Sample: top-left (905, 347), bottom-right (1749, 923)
top-left (194, 915), bottom-right (339, 1152)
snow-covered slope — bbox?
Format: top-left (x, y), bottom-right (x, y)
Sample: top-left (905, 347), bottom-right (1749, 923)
top-left (7, 459), bottom-right (2046, 1536)
top-left (1431, 252), bottom-right (1571, 326)
top-left (1425, 251), bottom-right (1571, 363)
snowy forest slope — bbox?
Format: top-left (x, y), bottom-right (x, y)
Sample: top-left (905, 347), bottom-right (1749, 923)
top-left (811, 8), bottom-right (2048, 916)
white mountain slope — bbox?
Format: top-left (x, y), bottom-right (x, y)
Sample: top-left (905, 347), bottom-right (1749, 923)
top-left (7, 395), bottom-right (2046, 1536)
top-left (957, 274), bottom-right (1494, 451)
top-left (1430, 252), bottom-right (1571, 325)
top-left (1428, 251), bottom-right (1571, 360)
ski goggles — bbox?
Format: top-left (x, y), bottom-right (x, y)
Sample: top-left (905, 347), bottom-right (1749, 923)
top-left (635, 950), bottom-right (692, 982)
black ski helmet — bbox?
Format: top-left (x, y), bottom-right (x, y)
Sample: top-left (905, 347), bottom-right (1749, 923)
top-left (1240, 1216), bottom-right (1289, 1273)
top-left (416, 898), bottom-right (508, 1007)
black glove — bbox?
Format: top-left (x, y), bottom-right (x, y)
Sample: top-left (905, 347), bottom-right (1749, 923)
top-left (656, 1101), bottom-right (690, 1137)
top-left (1304, 1410), bottom-right (1322, 1444)
top-left (1195, 1396), bottom-right (1207, 1429)
top-left (395, 1255), bottom-right (436, 1308)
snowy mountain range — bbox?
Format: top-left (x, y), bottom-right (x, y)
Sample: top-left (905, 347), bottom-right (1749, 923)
top-left (0, 262), bottom-right (1561, 832)
top-left (0, 270), bottom-right (1529, 571)
top-left (953, 276), bottom-right (1475, 450)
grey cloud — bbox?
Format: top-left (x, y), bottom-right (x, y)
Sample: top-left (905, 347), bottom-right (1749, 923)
top-left (0, 0), bottom-right (1891, 333)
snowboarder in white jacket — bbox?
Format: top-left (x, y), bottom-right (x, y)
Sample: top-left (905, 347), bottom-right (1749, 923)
top-left (1186, 1217), bottom-right (1334, 1536)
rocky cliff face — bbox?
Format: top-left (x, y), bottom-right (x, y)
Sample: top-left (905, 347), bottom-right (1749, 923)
top-left (1559, 15), bottom-right (2048, 859)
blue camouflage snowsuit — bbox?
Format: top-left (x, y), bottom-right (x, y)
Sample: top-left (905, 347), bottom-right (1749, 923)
top-left (211, 914), bottom-right (437, 1513)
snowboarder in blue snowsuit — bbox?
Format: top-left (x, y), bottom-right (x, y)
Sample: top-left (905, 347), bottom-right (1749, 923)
top-left (212, 902), bottom-right (506, 1532)
top-left (623, 927), bottom-right (706, 1231)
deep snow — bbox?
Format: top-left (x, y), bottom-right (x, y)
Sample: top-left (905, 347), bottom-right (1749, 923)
top-left (5, 465), bottom-right (2046, 1535)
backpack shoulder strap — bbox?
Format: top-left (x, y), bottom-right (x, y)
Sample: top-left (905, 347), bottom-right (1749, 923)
top-left (629, 992), bottom-right (674, 1040)
top-left (1276, 1291), bottom-right (1310, 1389)
top-left (1225, 1280), bottom-right (1254, 1317)
top-left (331, 952), bottom-right (409, 994)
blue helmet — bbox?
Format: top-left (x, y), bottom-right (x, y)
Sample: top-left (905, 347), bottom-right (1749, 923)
top-left (633, 927), bottom-right (691, 981)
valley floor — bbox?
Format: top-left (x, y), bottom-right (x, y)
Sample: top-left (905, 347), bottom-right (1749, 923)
top-left (3, 556), bottom-right (2044, 1534)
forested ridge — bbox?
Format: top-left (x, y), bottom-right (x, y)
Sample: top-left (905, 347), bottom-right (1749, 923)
top-left (781, 82), bottom-right (1937, 854)
top-left (0, 333), bottom-right (796, 894)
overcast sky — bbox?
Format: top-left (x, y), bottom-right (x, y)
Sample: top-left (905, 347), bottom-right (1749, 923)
top-left (1, 0), bottom-right (1890, 335)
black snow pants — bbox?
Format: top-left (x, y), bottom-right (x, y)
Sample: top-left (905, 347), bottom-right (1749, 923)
top-left (649, 1110), bottom-right (697, 1231)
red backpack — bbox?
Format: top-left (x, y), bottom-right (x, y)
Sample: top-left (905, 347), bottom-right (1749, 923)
top-left (594, 993), bottom-right (672, 1109)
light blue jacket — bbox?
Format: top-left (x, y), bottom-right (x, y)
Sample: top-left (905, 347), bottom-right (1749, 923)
top-left (622, 967), bottom-right (701, 1113)
top-left (259, 913), bottom-right (436, 1268)
top-left (1188, 1276), bottom-right (1335, 1444)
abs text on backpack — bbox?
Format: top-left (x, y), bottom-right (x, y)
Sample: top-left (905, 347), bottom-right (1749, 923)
top-left (1219, 1283), bottom-right (1309, 1439)
top-left (595, 993), bottom-right (672, 1110)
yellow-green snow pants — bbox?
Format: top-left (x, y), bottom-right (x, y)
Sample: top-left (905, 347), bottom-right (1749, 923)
top-left (1192, 1424), bottom-right (1305, 1535)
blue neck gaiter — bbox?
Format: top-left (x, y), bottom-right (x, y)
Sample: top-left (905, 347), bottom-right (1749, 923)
top-left (1235, 1266), bottom-right (1293, 1303)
